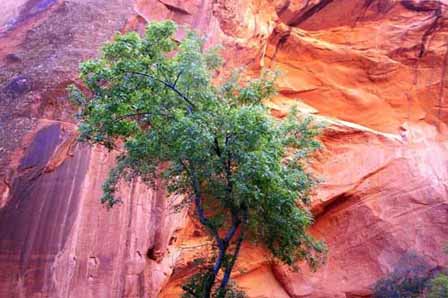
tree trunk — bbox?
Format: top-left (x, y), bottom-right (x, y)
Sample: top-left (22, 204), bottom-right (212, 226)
top-left (219, 207), bottom-right (248, 293)
top-left (219, 229), bottom-right (244, 292)
top-left (203, 243), bottom-right (226, 298)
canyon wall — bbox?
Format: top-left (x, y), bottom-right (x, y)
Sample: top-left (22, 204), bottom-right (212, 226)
top-left (1, 0), bottom-right (448, 297)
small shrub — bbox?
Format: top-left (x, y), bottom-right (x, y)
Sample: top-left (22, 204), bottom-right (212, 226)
top-left (427, 273), bottom-right (448, 298)
top-left (373, 252), bottom-right (432, 298)
top-left (182, 271), bottom-right (246, 298)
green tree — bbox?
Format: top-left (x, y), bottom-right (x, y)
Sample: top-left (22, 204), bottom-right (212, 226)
top-left (69, 21), bottom-right (325, 297)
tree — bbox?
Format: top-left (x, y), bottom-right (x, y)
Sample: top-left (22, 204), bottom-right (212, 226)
top-left (69, 21), bottom-right (325, 297)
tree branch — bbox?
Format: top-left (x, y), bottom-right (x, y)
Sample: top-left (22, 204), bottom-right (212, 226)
top-left (173, 69), bottom-right (184, 87)
top-left (114, 111), bottom-right (153, 122)
top-left (128, 71), bottom-right (195, 112)
top-left (224, 212), bottom-right (240, 244)
top-left (180, 160), bottom-right (222, 246)
top-left (214, 137), bottom-right (222, 158)
top-left (224, 134), bottom-right (233, 196)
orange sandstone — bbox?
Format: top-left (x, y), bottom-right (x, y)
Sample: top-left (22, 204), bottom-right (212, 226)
top-left (1, 0), bottom-right (448, 297)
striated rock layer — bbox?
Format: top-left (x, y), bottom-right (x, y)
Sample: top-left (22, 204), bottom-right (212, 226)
top-left (0, 121), bottom-right (185, 297)
top-left (0, 0), bottom-right (185, 297)
top-left (1, 0), bottom-right (448, 297)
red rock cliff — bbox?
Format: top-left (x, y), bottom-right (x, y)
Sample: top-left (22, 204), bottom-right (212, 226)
top-left (1, 0), bottom-right (448, 297)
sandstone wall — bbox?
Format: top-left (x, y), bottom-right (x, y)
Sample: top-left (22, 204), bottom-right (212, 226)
top-left (1, 0), bottom-right (448, 297)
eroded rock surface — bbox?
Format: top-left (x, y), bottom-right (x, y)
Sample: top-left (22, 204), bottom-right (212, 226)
top-left (0, 0), bottom-right (184, 297)
top-left (1, 0), bottom-right (448, 297)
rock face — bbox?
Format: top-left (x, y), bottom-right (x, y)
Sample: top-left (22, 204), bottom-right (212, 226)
top-left (273, 121), bottom-right (448, 298)
top-left (1, 0), bottom-right (448, 297)
top-left (0, 122), bottom-right (184, 297)
top-left (0, 1), bottom-right (185, 297)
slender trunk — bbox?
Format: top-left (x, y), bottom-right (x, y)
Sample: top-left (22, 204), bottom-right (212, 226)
top-left (219, 228), bottom-right (244, 291)
top-left (213, 243), bottom-right (226, 274)
top-left (204, 220), bottom-right (242, 297)
top-left (219, 207), bottom-right (247, 293)
top-left (204, 216), bottom-right (240, 298)
top-left (184, 161), bottom-right (243, 298)
top-left (204, 243), bottom-right (227, 298)
top-left (187, 166), bottom-right (224, 298)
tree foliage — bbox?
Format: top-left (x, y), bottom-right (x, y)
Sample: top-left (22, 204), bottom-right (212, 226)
top-left (70, 20), bottom-right (325, 297)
